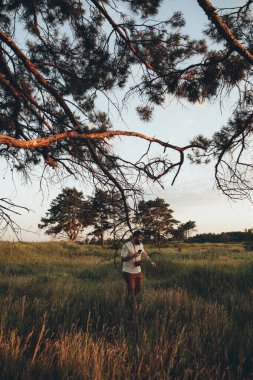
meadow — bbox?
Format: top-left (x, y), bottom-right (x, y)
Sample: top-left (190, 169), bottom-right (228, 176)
top-left (0, 241), bottom-right (253, 379)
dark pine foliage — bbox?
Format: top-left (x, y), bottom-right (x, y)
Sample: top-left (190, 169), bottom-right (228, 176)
top-left (1, 1), bottom-right (253, 232)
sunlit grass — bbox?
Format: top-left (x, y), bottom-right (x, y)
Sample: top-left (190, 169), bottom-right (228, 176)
top-left (0, 241), bottom-right (252, 379)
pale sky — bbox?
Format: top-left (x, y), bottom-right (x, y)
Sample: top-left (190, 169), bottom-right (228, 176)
top-left (1, 0), bottom-right (253, 241)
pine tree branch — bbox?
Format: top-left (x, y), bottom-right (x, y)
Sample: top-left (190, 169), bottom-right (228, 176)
top-left (197, 0), bottom-right (253, 65)
top-left (0, 130), bottom-right (201, 151)
top-left (0, 29), bottom-right (78, 128)
top-left (89, 0), bottom-right (154, 71)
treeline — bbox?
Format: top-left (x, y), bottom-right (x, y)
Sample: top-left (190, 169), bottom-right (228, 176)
top-left (189, 230), bottom-right (253, 243)
top-left (39, 187), bottom-right (196, 245)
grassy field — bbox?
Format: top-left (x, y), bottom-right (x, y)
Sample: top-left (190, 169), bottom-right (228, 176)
top-left (0, 241), bottom-right (253, 379)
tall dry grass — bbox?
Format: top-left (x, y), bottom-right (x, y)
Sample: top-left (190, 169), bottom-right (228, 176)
top-left (0, 241), bottom-right (252, 379)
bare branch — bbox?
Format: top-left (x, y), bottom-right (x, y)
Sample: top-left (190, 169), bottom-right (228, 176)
top-left (0, 198), bottom-right (30, 238)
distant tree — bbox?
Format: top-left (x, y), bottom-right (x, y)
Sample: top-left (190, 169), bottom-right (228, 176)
top-left (136, 198), bottom-right (179, 244)
top-left (110, 189), bottom-right (130, 244)
top-left (88, 188), bottom-right (129, 247)
top-left (89, 189), bottom-right (113, 247)
top-left (89, 237), bottom-right (98, 245)
top-left (181, 220), bottom-right (197, 239)
top-left (170, 226), bottom-right (185, 242)
top-left (189, 230), bottom-right (253, 243)
top-left (188, 233), bottom-right (219, 243)
top-left (38, 188), bottom-right (92, 241)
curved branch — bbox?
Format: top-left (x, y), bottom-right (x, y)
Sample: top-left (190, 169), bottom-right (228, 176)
top-left (0, 130), bottom-right (201, 152)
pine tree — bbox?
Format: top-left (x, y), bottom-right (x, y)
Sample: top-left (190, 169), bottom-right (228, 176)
top-left (1, 1), bottom-right (253, 232)
top-left (38, 188), bottom-right (93, 241)
top-left (89, 189), bottom-right (113, 247)
top-left (136, 198), bottom-right (179, 244)
top-left (172, 220), bottom-right (197, 241)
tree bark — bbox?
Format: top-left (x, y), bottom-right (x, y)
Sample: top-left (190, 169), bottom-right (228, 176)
top-left (197, 0), bottom-right (253, 65)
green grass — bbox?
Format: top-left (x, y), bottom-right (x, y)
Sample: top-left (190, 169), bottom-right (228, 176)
top-left (0, 241), bottom-right (253, 379)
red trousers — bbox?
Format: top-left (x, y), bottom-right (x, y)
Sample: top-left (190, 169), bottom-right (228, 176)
top-left (123, 271), bottom-right (142, 296)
